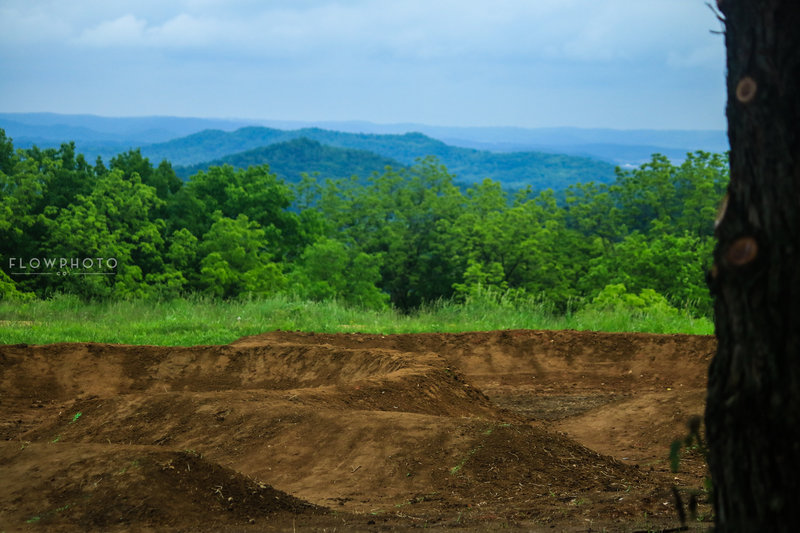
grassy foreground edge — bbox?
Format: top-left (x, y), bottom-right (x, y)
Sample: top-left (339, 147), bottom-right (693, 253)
top-left (0, 294), bottom-right (713, 346)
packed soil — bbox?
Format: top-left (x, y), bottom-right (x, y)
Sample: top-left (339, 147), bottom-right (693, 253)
top-left (0, 329), bottom-right (716, 532)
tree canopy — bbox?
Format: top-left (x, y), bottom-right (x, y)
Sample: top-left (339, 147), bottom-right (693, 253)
top-left (0, 128), bottom-right (728, 314)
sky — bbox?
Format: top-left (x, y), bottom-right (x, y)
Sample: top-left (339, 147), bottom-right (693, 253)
top-left (0, 0), bottom-right (727, 130)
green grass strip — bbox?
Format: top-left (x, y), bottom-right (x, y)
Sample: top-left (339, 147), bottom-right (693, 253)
top-left (0, 293), bottom-right (713, 346)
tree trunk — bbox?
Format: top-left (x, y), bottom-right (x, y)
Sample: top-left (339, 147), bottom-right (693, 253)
top-left (706, 1), bottom-right (800, 531)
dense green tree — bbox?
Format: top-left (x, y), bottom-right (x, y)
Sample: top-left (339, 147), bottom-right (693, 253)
top-left (140, 227), bottom-right (201, 298)
top-left (607, 152), bottom-right (728, 238)
top-left (319, 158), bottom-right (464, 308)
top-left (582, 283), bottom-right (680, 316)
top-left (44, 168), bottom-right (165, 299)
top-left (0, 268), bottom-right (34, 300)
top-left (0, 129), bottom-right (15, 176)
top-left (613, 154), bottom-right (680, 233)
top-left (165, 228), bottom-right (199, 277)
top-left (38, 143), bottom-right (95, 211)
top-left (671, 151), bottom-right (729, 237)
top-left (170, 164), bottom-right (303, 260)
top-left (111, 149), bottom-right (183, 198)
top-left (0, 127), bottom-right (730, 312)
top-left (197, 214), bottom-right (285, 299)
top-left (452, 259), bottom-right (509, 299)
top-left (581, 230), bottom-right (714, 314)
top-left (0, 150), bottom-right (45, 260)
top-left (445, 184), bottom-right (590, 309)
top-left (110, 149), bottom-right (155, 184)
top-left (564, 181), bottom-right (623, 244)
top-left (110, 150), bottom-right (182, 222)
top-left (289, 238), bottom-right (388, 308)
top-left (1, 141), bottom-right (102, 277)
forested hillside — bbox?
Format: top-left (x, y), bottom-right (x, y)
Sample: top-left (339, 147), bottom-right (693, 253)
top-left (144, 126), bottom-right (616, 189)
top-left (0, 113), bottom-right (727, 167)
top-left (0, 128), bottom-right (727, 316)
top-left (7, 122), bottom-right (617, 190)
top-left (175, 137), bottom-right (403, 182)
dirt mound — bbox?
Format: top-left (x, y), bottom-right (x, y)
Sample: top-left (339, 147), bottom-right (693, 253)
top-left (242, 330), bottom-right (715, 461)
top-left (0, 330), bottom-right (716, 531)
top-left (0, 341), bottom-right (495, 418)
top-left (0, 442), bottom-right (319, 532)
top-left (238, 329), bottom-right (714, 390)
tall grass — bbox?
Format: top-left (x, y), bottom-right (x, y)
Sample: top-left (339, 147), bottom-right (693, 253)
top-left (0, 293), bottom-right (714, 346)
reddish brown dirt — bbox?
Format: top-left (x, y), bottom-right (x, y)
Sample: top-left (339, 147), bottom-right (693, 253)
top-left (0, 329), bottom-right (716, 532)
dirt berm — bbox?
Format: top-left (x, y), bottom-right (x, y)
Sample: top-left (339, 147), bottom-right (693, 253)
top-left (0, 329), bottom-right (715, 531)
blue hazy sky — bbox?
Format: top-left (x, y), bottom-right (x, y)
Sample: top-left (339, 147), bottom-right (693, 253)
top-left (0, 0), bottom-right (726, 130)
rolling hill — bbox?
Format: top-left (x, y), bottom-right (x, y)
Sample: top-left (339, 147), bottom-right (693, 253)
top-left (0, 112), bottom-right (728, 166)
top-left (175, 137), bottom-right (403, 182)
top-left (149, 127), bottom-right (618, 189)
top-left (7, 113), bottom-right (737, 188)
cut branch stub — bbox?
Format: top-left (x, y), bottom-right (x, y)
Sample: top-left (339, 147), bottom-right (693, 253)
top-left (725, 236), bottom-right (759, 266)
top-left (736, 76), bottom-right (757, 103)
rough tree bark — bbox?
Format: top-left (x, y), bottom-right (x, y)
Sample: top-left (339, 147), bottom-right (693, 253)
top-left (706, 1), bottom-right (800, 531)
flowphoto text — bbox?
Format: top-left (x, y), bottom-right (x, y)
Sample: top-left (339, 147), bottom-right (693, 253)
top-left (8, 257), bottom-right (118, 276)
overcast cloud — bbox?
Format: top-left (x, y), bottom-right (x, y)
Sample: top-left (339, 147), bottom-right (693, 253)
top-left (0, 0), bottom-right (726, 129)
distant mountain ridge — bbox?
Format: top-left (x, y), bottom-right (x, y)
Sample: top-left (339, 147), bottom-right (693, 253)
top-left (0, 112), bottom-right (727, 165)
top-left (175, 137), bottom-right (403, 182)
top-left (254, 120), bottom-right (729, 165)
top-left (0, 112), bottom-right (256, 144)
top-left (156, 126), bottom-right (617, 189)
top-left (0, 112), bottom-right (729, 189)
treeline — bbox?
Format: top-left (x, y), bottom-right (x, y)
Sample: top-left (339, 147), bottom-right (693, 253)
top-left (0, 128), bottom-right (728, 315)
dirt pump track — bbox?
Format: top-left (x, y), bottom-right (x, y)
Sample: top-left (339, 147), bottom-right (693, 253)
top-left (0, 329), bottom-right (716, 532)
